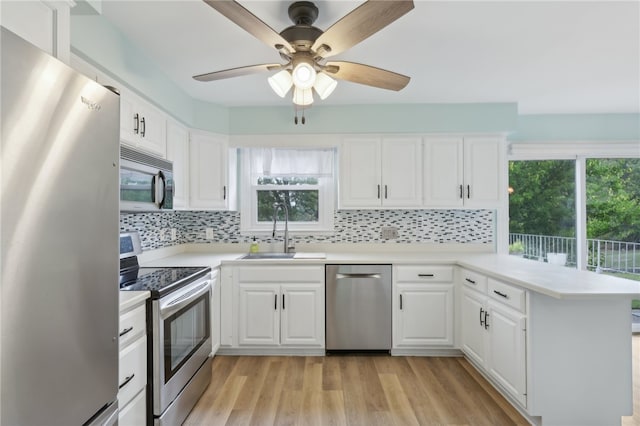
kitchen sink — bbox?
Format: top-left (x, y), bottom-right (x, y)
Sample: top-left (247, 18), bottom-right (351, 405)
top-left (240, 252), bottom-right (296, 260)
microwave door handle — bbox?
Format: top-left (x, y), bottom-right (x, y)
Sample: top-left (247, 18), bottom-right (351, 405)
top-left (157, 171), bottom-right (166, 208)
top-left (151, 173), bottom-right (157, 205)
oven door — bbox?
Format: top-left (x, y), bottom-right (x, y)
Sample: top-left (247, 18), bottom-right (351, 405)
top-left (152, 277), bottom-right (212, 416)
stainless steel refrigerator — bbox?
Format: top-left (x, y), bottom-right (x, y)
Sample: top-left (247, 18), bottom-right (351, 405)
top-left (1, 27), bottom-right (120, 425)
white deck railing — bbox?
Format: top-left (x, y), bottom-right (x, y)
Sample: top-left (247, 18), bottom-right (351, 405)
top-left (509, 233), bottom-right (640, 276)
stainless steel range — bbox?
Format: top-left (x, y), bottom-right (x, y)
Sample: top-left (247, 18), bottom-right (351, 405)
top-left (119, 232), bottom-right (212, 426)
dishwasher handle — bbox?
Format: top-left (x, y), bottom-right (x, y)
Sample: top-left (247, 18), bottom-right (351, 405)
top-left (336, 273), bottom-right (381, 279)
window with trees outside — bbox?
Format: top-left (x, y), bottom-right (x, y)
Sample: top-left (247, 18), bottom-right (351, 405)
top-left (240, 147), bottom-right (335, 234)
top-left (508, 144), bottom-right (639, 331)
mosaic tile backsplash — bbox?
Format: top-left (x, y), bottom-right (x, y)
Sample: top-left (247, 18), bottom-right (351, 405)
top-left (120, 209), bottom-right (494, 251)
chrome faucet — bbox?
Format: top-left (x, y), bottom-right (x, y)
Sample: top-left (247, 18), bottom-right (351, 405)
top-left (272, 203), bottom-right (292, 253)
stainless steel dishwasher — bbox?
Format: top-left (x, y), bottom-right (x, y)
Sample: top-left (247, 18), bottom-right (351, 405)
top-left (325, 264), bottom-right (392, 352)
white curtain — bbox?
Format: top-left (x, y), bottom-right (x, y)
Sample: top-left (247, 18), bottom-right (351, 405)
top-left (249, 148), bottom-right (334, 177)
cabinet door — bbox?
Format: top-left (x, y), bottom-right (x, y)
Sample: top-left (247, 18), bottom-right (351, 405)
top-left (461, 288), bottom-right (487, 366)
top-left (1, 1), bottom-right (70, 61)
top-left (189, 131), bottom-right (228, 210)
top-left (339, 138), bottom-right (382, 208)
top-left (119, 93), bottom-right (138, 146)
top-left (423, 137), bottom-right (464, 207)
top-left (238, 284), bottom-right (279, 346)
top-left (136, 103), bottom-right (166, 158)
top-left (487, 301), bottom-right (527, 407)
top-left (395, 284), bottom-right (454, 347)
top-left (381, 138), bottom-right (422, 207)
top-left (463, 137), bottom-right (502, 207)
top-left (166, 120), bottom-right (189, 208)
top-left (280, 284), bottom-right (324, 346)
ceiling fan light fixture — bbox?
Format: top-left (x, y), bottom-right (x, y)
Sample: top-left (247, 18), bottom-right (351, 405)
top-left (293, 86), bottom-right (314, 106)
top-left (268, 70), bottom-right (293, 97)
top-left (292, 62), bottom-right (316, 89)
top-left (313, 72), bottom-right (337, 100)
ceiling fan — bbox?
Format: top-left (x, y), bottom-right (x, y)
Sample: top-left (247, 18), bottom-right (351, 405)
top-left (193, 0), bottom-right (414, 113)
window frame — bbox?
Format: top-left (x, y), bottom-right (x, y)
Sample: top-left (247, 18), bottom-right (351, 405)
top-left (239, 148), bottom-right (335, 235)
top-left (506, 140), bottom-right (640, 270)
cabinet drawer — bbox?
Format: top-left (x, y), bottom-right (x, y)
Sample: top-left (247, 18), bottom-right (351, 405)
top-left (119, 304), bottom-right (146, 349)
top-left (488, 279), bottom-right (526, 313)
top-left (237, 266), bottom-right (323, 283)
top-left (119, 389), bottom-right (146, 426)
top-left (460, 269), bottom-right (488, 293)
top-left (118, 336), bottom-right (147, 407)
top-left (395, 266), bottom-right (453, 283)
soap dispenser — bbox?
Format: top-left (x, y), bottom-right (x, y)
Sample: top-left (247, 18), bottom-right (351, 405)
top-left (249, 237), bottom-right (259, 253)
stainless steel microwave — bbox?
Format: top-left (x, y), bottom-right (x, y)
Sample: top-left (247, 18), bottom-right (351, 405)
top-left (120, 146), bottom-right (174, 211)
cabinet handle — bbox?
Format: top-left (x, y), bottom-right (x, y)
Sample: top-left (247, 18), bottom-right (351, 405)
top-left (282, 294), bottom-right (285, 310)
top-left (467, 184), bottom-right (470, 199)
top-left (459, 184), bottom-right (463, 199)
top-left (118, 326), bottom-right (134, 337)
top-left (484, 311), bottom-right (490, 329)
top-left (223, 185), bottom-right (227, 200)
top-left (274, 294), bottom-right (278, 310)
top-left (479, 308), bottom-right (485, 327)
top-left (465, 278), bottom-right (476, 285)
top-left (400, 294), bottom-right (403, 310)
top-left (384, 185), bottom-right (388, 199)
top-left (377, 184), bottom-right (381, 199)
top-left (418, 273), bottom-right (434, 278)
top-left (493, 290), bottom-right (509, 299)
top-left (119, 374), bottom-right (135, 389)
top-left (140, 117), bottom-right (146, 137)
top-left (133, 113), bottom-right (139, 134)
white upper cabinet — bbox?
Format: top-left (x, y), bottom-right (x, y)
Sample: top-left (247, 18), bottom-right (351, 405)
top-left (166, 119), bottom-right (189, 209)
top-left (340, 137), bottom-right (422, 208)
top-left (1, 0), bottom-right (72, 63)
top-left (423, 136), bottom-right (504, 208)
top-left (189, 130), bottom-right (228, 210)
top-left (422, 137), bottom-right (464, 207)
top-left (463, 137), bottom-right (503, 207)
top-left (119, 89), bottom-right (167, 158)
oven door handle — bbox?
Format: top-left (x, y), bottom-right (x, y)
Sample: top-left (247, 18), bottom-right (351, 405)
top-left (159, 280), bottom-right (210, 319)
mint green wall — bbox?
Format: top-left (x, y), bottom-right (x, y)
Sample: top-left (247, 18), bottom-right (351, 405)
top-left (511, 114), bottom-right (640, 141)
top-left (70, 13), bottom-right (639, 141)
top-left (229, 103), bottom-right (517, 134)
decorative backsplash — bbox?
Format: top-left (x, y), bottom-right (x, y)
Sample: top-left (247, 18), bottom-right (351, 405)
top-left (120, 209), bottom-right (494, 251)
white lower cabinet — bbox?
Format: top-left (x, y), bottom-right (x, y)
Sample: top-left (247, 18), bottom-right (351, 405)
top-left (460, 269), bottom-right (527, 408)
top-left (234, 266), bottom-right (324, 350)
top-left (118, 301), bottom-right (147, 425)
top-left (211, 269), bottom-right (221, 355)
top-left (393, 265), bottom-right (455, 350)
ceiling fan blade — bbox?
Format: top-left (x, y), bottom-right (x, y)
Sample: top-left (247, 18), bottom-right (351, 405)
top-left (193, 63), bottom-right (283, 82)
top-left (324, 61), bottom-right (410, 91)
top-left (202, 0), bottom-right (294, 54)
top-left (312, 0), bottom-right (414, 58)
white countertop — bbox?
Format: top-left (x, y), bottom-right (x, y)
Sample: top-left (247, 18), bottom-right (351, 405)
top-left (119, 290), bottom-right (150, 312)
top-left (139, 245), bottom-right (640, 300)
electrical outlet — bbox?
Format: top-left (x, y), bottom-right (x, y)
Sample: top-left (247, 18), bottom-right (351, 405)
top-left (381, 226), bottom-right (399, 240)
top-left (171, 228), bottom-right (177, 241)
top-left (160, 228), bottom-right (169, 241)
top-left (205, 228), bottom-right (214, 240)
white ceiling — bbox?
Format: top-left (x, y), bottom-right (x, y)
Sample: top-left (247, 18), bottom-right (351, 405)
top-left (98, 0), bottom-right (640, 114)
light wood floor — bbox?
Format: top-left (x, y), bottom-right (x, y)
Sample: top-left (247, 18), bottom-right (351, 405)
top-left (186, 334), bottom-right (640, 426)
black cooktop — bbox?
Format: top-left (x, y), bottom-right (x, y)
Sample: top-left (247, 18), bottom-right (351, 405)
top-left (119, 257), bottom-right (210, 298)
